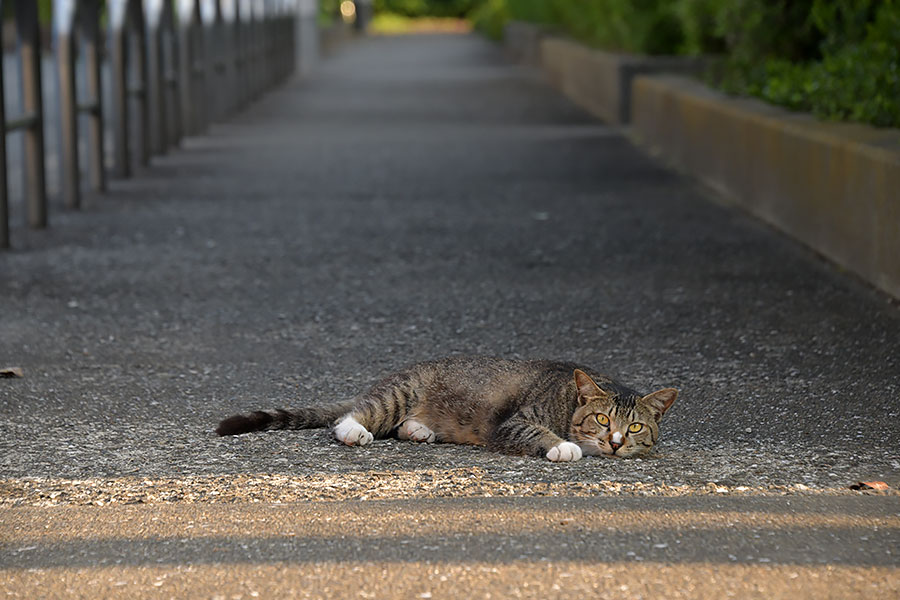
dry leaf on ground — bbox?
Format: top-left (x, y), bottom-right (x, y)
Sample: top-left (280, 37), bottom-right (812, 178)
top-left (848, 481), bottom-right (890, 491)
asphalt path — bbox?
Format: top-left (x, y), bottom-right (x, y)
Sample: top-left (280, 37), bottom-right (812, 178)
top-left (1, 33), bottom-right (899, 597)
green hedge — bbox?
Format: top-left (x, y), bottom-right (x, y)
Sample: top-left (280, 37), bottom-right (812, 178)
top-left (718, 0), bottom-right (899, 128)
top-left (374, 0), bottom-right (479, 18)
top-left (474, 0), bottom-right (687, 54)
top-left (471, 0), bottom-right (900, 128)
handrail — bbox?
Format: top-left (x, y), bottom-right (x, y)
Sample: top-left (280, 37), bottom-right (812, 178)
top-left (0, 0), bottom-right (303, 249)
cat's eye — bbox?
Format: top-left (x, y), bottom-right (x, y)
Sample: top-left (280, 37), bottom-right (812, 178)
top-left (628, 423), bottom-right (644, 434)
top-left (596, 414), bottom-right (610, 427)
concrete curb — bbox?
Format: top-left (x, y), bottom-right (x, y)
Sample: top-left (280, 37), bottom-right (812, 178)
top-left (501, 21), bottom-right (900, 299)
top-left (502, 22), bottom-right (705, 125)
top-left (539, 36), bottom-right (705, 125)
top-left (503, 21), bottom-right (548, 66)
top-left (631, 74), bottom-right (900, 300)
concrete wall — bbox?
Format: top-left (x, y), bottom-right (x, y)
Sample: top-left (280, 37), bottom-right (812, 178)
top-left (500, 21), bottom-right (900, 298)
top-left (632, 75), bottom-right (900, 299)
top-left (503, 21), bottom-right (547, 67)
top-left (502, 26), bottom-right (706, 125)
top-left (540, 36), bottom-right (623, 124)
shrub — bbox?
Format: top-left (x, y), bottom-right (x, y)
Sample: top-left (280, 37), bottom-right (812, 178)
top-left (482, 0), bottom-right (898, 127)
top-left (470, 0), bottom-right (508, 40)
top-left (496, 0), bottom-right (685, 54)
top-left (716, 0), bottom-right (899, 127)
top-left (375, 0), bottom-right (480, 18)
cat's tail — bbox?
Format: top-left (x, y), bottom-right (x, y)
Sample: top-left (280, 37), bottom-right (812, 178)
top-left (215, 401), bottom-right (355, 436)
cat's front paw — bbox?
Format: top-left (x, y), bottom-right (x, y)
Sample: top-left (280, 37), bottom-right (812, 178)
top-left (397, 419), bottom-right (436, 443)
top-left (334, 416), bottom-right (374, 446)
top-left (546, 442), bottom-right (583, 462)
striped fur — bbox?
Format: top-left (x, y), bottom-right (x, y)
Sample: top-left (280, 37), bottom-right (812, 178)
top-left (216, 356), bottom-right (677, 461)
top-left (215, 402), bottom-right (355, 436)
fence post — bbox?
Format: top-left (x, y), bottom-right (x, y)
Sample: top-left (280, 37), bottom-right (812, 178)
top-left (55, 0), bottom-right (105, 208)
top-left (277, 0), bottom-right (289, 81)
top-left (265, 1), bottom-right (276, 88)
top-left (272, 0), bottom-right (282, 83)
top-left (178, 0), bottom-right (207, 136)
top-left (146, 0), bottom-right (176, 155)
top-left (221, 0), bottom-right (238, 116)
top-left (109, 0), bottom-right (129, 176)
top-left (110, 0), bottom-right (150, 178)
top-left (17, 0), bottom-right (48, 228)
top-left (252, 0), bottom-right (264, 97)
top-left (287, 0), bottom-right (298, 77)
top-left (296, 0), bottom-right (319, 78)
top-left (353, 0), bottom-right (371, 33)
top-left (55, 0), bottom-right (80, 209)
top-left (0, 15), bottom-right (7, 249)
top-left (80, 0), bottom-right (106, 192)
top-left (235, 0), bottom-right (251, 109)
top-left (206, 0), bottom-right (227, 122)
top-left (162, 7), bottom-right (183, 146)
top-left (261, 0), bottom-right (270, 92)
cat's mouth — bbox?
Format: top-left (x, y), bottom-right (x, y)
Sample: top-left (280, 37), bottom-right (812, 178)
top-left (576, 441), bottom-right (623, 458)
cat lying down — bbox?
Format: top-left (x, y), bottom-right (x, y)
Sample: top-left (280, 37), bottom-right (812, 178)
top-left (216, 356), bottom-right (677, 462)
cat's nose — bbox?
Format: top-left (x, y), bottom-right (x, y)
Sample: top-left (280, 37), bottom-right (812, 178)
top-left (609, 432), bottom-right (623, 452)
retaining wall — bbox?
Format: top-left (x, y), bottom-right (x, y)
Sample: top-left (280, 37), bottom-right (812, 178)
top-left (501, 23), bottom-right (704, 126)
top-left (503, 21), bottom-right (546, 66)
top-left (631, 75), bottom-right (900, 299)
top-left (501, 21), bottom-right (900, 299)
top-left (539, 36), bottom-right (705, 125)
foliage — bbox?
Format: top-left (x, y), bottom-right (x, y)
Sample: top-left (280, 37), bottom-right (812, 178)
top-left (478, 0), bottom-right (686, 54)
top-left (469, 0), bottom-right (508, 40)
top-left (474, 0), bottom-right (899, 127)
top-left (374, 0), bottom-right (480, 18)
top-left (319, 0), bottom-right (341, 25)
top-left (715, 0), bottom-right (899, 127)
top-left (370, 12), bottom-right (470, 34)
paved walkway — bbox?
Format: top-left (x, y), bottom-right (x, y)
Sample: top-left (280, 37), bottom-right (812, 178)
top-left (1, 33), bottom-right (899, 597)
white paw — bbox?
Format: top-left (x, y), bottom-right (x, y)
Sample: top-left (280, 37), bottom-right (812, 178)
top-left (546, 442), bottom-right (583, 462)
top-left (334, 416), bottom-right (374, 446)
top-left (397, 419), bottom-right (436, 443)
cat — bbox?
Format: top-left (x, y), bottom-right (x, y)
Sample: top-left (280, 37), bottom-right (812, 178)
top-left (216, 356), bottom-right (677, 462)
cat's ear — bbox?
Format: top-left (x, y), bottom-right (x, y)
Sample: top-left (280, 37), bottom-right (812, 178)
top-left (640, 388), bottom-right (678, 422)
top-left (573, 370), bottom-right (609, 406)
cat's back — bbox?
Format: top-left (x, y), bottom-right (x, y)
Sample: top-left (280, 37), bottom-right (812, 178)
top-left (411, 355), bottom-right (585, 405)
top-left (403, 356), bottom-right (585, 445)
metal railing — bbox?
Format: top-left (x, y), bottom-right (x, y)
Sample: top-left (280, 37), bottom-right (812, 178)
top-left (0, 0), bottom-right (303, 249)
top-left (1, 0), bottom-right (47, 247)
top-left (56, 0), bottom-right (106, 210)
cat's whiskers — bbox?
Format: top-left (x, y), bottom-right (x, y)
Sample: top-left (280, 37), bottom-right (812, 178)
top-left (571, 433), bottom-right (606, 457)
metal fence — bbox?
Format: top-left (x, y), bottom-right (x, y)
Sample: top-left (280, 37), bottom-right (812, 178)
top-left (0, 0), bottom-right (301, 249)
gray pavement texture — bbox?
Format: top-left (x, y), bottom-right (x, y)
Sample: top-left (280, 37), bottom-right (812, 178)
top-left (1, 33), bottom-right (899, 598)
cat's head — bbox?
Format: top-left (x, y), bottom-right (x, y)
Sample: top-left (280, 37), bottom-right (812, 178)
top-left (569, 369), bottom-right (677, 458)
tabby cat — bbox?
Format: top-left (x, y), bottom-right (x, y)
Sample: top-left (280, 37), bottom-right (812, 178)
top-left (216, 356), bottom-right (677, 462)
